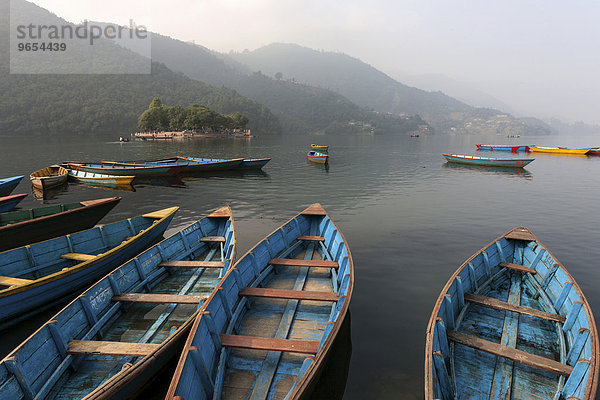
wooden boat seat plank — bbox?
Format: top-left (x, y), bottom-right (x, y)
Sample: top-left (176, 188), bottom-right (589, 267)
top-left (269, 258), bottom-right (338, 268)
top-left (66, 340), bottom-right (160, 357)
top-left (158, 260), bottom-right (224, 268)
top-left (499, 262), bottom-right (536, 274)
top-left (220, 334), bottom-right (319, 355)
top-left (297, 235), bottom-right (325, 242)
top-left (200, 236), bottom-right (226, 243)
top-left (112, 293), bottom-right (208, 304)
top-left (465, 293), bottom-right (566, 323)
top-left (0, 276), bottom-right (33, 286)
top-left (505, 229), bottom-right (536, 242)
top-left (448, 330), bottom-right (573, 376)
top-left (60, 253), bottom-right (97, 261)
top-left (239, 287), bottom-right (338, 302)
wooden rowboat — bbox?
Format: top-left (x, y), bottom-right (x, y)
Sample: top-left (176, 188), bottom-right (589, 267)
top-left (101, 157), bottom-right (245, 173)
top-left (0, 175), bottom-right (24, 196)
top-left (442, 153), bottom-right (534, 168)
top-left (239, 158), bottom-right (271, 169)
top-left (476, 144), bottom-right (531, 152)
top-left (311, 144), bottom-right (329, 152)
top-left (0, 206), bottom-right (234, 400)
top-left (529, 146), bottom-right (590, 155)
top-left (307, 151), bottom-right (328, 164)
top-left (30, 165), bottom-right (69, 190)
top-left (425, 227), bottom-right (598, 399)
top-left (67, 169), bottom-right (135, 187)
top-left (167, 203), bottom-right (353, 400)
top-left (68, 162), bottom-right (187, 177)
top-left (0, 206), bottom-right (178, 329)
top-left (0, 194), bottom-right (27, 213)
top-left (0, 197), bottom-right (121, 252)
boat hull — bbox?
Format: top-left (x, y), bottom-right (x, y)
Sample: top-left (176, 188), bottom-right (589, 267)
top-left (311, 144), bottom-right (329, 152)
top-left (529, 146), bottom-right (590, 155)
top-left (239, 158), bottom-right (271, 169)
top-left (0, 197), bottom-right (121, 252)
top-left (0, 193), bottom-right (27, 212)
top-left (443, 153), bottom-right (534, 168)
top-left (0, 176), bottom-right (24, 196)
top-left (307, 151), bottom-right (328, 164)
top-left (30, 166), bottom-right (68, 190)
top-left (476, 144), bottom-right (530, 152)
top-left (69, 163), bottom-right (186, 177)
top-left (425, 227), bottom-right (598, 400)
top-left (102, 157), bottom-right (246, 173)
top-left (67, 170), bottom-right (135, 187)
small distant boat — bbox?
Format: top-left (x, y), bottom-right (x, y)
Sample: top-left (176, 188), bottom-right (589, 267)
top-left (425, 227), bottom-right (598, 399)
top-left (0, 175), bottom-right (24, 196)
top-left (442, 154), bottom-right (534, 168)
top-left (0, 206), bottom-right (178, 329)
top-left (529, 146), bottom-right (590, 155)
top-left (67, 169), bottom-right (135, 187)
top-left (0, 197), bottom-right (121, 252)
top-left (167, 203), bottom-right (353, 400)
top-left (0, 206), bottom-right (235, 399)
top-left (411, 134), bottom-right (420, 138)
top-left (29, 165), bottom-right (68, 190)
top-left (311, 144), bottom-right (329, 152)
top-left (476, 144), bottom-right (531, 152)
top-left (119, 136), bottom-right (129, 142)
top-left (307, 150), bottom-right (329, 164)
top-left (0, 193), bottom-right (27, 212)
top-left (68, 162), bottom-right (187, 177)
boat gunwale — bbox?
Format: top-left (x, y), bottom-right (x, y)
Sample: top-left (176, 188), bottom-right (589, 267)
top-left (424, 226), bottom-right (599, 400)
top-left (0, 206), bottom-right (179, 297)
top-left (442, 153), bottom-right (535, 162)
top-left (166, 203), bottom-right (354, 400)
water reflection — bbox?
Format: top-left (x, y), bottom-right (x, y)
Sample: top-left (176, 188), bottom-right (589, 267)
top-left (133, 176), bottom-right (187, 188)
top-left (442, 162), bottom-right (533, 179)
top-left (31, 183), bottom-right (69, 200)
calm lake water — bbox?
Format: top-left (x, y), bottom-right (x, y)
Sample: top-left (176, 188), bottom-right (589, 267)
top-left (1, 132), bottom-right (600, 399)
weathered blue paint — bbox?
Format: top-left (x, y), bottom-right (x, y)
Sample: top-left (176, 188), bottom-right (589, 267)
top-left (306, 151), bottom-right (328, 164)
top-left (67, 162), bottom-right (185, 177)
top-left (0, 176), bottom-right (24, 197)
top-left (0, 194), bottom-right (27, 213)
top-left (476, 144), bottom-right (531, 152)
top-left (425, 227), bottom-right (599, 399)
top-left (101, 157), bottom-right (245, 173)
top-left (167, 203), bottom-right (353, 400)
top-left (0, 207), bottom-right (178, 329)
top-left (0, 206), bottom-right (234, 400)
top-left (442, 153), bottom-right (535, 168)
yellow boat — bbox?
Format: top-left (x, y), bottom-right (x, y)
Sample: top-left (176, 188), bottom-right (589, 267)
top-left (529, 146), bottom-right (590, 155)
top-left (311, 144), bottom-right (329, 152)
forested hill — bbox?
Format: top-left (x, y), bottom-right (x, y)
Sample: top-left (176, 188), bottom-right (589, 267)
top-left (0, 0), bottom-right (280, 136)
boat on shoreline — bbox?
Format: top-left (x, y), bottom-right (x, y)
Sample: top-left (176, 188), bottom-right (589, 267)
top-left (529, 146), bottom-right (590, 155)
top-left (476, 144), bottom-right (531, 152)
top-left (0, 175), bottom-right (24, 196)
top-left (0, 206), bottom-right (178, 329)
top-left (167, 203), bottom-right (353, 400)
top-left (425, 227), bottom-right (598, 399)
top-left (0, 197), bottom-right (121, 252)
top-left (67, 169), bottom-right (135, 187)
top-left (30, 165), bottom-right (68, 190)
top-left (442, 154), bottom-right (534, 168)
top-left (0, 206), bottom-right (234, 400)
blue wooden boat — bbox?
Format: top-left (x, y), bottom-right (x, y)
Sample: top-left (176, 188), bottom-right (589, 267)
top-left (442, 153), bottom-right (534, 168)
top-left (0, 176), bottom-right (24, 196)
top-left (476, 144), bottom-right (531, 152)
top-left (0, 206), bottom-right (178, 329)
top-left (425, 227), bottom-right (598, 399)
top-left (0, 193), bottom-right (27, 213)
top-left (67, 169), bottom-right (135, 188)
top-left (167, 203), bottom-right (353, 400)
top-left (101, 157), bottom-right (245, 173)
top-left (0, 206), bottom-right (234, 400)
top-left (307, 151), bottom-right (328, 164)
top-left (68, 162), bottom-right (187, 177)
top-left (181, 156), bottom-right (271, 170)
top-left (0, 197), bottom-right (121, 252)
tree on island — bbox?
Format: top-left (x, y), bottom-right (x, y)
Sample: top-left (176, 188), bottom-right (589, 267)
top-left (137, 97), bottom-right (250, 132)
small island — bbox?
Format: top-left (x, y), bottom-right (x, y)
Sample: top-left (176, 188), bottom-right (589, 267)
top-left (135, 97), bottom-right (251, 139)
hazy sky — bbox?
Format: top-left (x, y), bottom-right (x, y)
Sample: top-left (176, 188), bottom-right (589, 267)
top-left (31, 0), bottom-right (600, 124)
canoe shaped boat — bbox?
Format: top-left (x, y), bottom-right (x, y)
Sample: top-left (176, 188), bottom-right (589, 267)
top-left (442, 154), bottom-right (534, 168)
top-left (0, 206), bottom-right (234, 400)
top-left (178, 156), bottom-right (271, 170)
top-left (311, 144), bottom-right (329, 152)
top-left (30, 165), bottom-right (69, 190)
top-left (68, 162), bottom-right (186, 177)
top-left (0, 175), bottom-right (24, 196)
top-left (0, 193), bottom-right (27, 213)
top-left (167, 203), bottom-right (353, 400)
top-left (67, 169), bottom-right (135, 187)
top-left (425, 227), bottom-right (598, 399)
top-left (476, 144), bottom-right (531, 152)
top-left (0, 206), bottom-right (178, 329)
top-left (529, 146), bottom-right (590, 155)
top-left (307, 151), bottom-right (328, 164)
top-left (101, 157), bottom-right (245, 173)
top-left (0, 197), bottom-right (121, 252)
